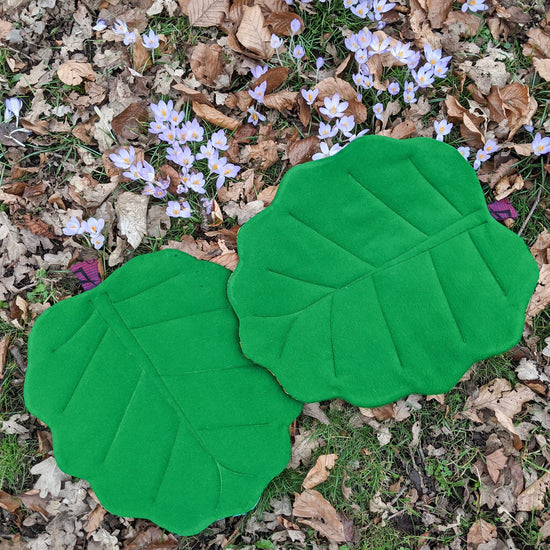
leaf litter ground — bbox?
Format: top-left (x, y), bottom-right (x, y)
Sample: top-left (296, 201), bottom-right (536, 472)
top-left (1, 0), bottom-right (550, 549)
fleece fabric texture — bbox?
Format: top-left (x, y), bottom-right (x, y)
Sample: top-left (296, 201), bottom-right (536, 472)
top-left (24, 249), bottom-right (302, 536)
top-left (227, 135), bottom-right (539, 407)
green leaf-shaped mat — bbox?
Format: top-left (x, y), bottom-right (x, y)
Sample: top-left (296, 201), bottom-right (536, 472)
top-left (24, 250), bottom-right (301, 535)
top-left (227, 136), bottom-right (539, 407)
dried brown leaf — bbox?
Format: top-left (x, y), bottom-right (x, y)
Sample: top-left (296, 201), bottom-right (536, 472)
top-left (494, 173), bottom-right (524, 201)
top-left (173, 83), bottom-right (213, 106)
top-left (257, 185), bottom-right (278, 206)
top-left (190, 43), bottom-right (223, 87)
top-left (293, 489), bottom-right (347, 543)
top-left (444, 10), bottom-right (481, 36)
top-left (288, 136), bottom-right (319, 166)
top-left (57, 61), bottom-right (95, 86)
top-left (247, 140), bottom-right (279, 170)
top-left (463, 378), bottom-right (536, 436)
top-left (517, 472), bottom-right (550, 511)
top-left (236, 5), bottom-right (274, 59)
top-left (132, 39), bottom-right (152, 73)
top-left (111, 102), bottom-right (148, 141)
top-left (288, 430), bottom-right (323, 469)
top-left (265, 11), bottom-right (304, 36)
top-left (527, 264), bottom-right (550, 320)
top-left (187, 0), bottom-right (228, 27)
top-left (263, 91), bottom-right (298, 112)
top-left (485, 448), bottom-right (507, 484)
top-left (0, 336), bottom-right (9, 379)
top-left (192, 101), bottom-right (241, 131)
top-left (526, 28), bottom-right (550, 58)
top-left (426, 0), bottom-right (452, 28)
top-left (530, 229), bottom-right (550, 268)
top-left (0, 490), bottom-right (20, 513)
top-left (22, 214), bottom-right (57, 239)
top-left (314, 77), bottom-right (367, 123)
top-left (254, 67), bottom-right (289, 94)
top-left (255, 0), bottom-right (289, 15)
top-left (303, 455), bottom-right (338, 490)
top-left (533, 57), bottom-right (550, 82)
top-left (228, 0), bottom-right (254, 24)
top-left (301, 402), bottom-right (330, 425)
top-left (125, 526), bottom-right (179, 549)
top-left (467, 519), bottom-right (497, 547)
top-left (84, 504), bottom-right (106, 536)
top-left (297, 92), bottom-right (311, 127)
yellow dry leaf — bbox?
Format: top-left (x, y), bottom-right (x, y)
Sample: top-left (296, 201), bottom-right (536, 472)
top-left (57, 61), bottom-right (95, 86)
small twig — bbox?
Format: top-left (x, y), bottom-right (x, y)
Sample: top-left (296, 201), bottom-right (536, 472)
top-left (518, 186), bottom-right (543, 237)
top-left (221, 517), bottom-right (244, 548)
top-left (389, 482), bottom-right (409, 506)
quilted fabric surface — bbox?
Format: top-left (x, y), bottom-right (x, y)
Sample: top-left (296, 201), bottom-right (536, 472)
top-left (24, 249), bottom-right (302, 535)
top-left (227, 135), bottom-right (539, 406)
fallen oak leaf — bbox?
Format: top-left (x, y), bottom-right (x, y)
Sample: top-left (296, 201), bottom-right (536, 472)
top-left (302, 454), bottom-right (338, 490)
top-left (293, 489), bottom-right (347, 543)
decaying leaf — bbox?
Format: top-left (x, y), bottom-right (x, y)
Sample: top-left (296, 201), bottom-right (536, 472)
top-left (466, 519), bottom-right (497, 548)
top-left (30, 456), bottom-right (71, 498)
top-left (187, 0), bottom-right (228, 27)
top-left (517, 472), bottom-right (550, 511)
top-left (247, 140), bottom-right (279, 170)
top-left (57, 61), bottom-right (95, 86)
top-left (301, 402), bottom-right (329, 425)
top-left (236, 5), bottom-right (274, 59)
top-left (287, 136), bottom-right (319, 166)
top-left (463, 378), bottom-right (536, 436)
top-left (293, 489), bottom-right (347, 543)
top-left (526, 230), bottom-right (550, 321)
top-left (115, 191), bottom-right (149, 249)
top-left (288, 430), bottom-right (323, 469)
top-left (302, 454), bottom-right (338, 490)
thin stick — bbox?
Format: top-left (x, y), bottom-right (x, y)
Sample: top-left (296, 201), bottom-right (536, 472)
top-left (518, 186), bottom-right (543, 237)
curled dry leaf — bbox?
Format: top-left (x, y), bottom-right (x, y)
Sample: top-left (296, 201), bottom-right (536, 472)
top-left (187, 0), bottom-right (228, 27)
top-left (288, 430), bottom-right (323, 469)
top-left (302, 454), bottom-right (338, 490)
top-left (462, 378), bottom-right (536, 436)
top-left (533, 57), bottom-right (550, 82)
top-left (236, 5), bottom-right (274, 59)
top-left (425, 0), bottom-right (452, 29)
top-left (192, 101), bottom-right (241, 131)
top-left (293, 489), bottom-right (347, 543)
top-left (487, 82), bottom-right (537, 140)
top-left (57, 61), bottom-right (95, 86)
top-left (190, 43), bottom-right (223, 87)
top-left (301, 402), bottom-right (330, 425)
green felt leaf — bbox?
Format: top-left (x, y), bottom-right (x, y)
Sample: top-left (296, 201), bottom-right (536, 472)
top-left (228, 136), bottom-right (539, 407)
top-left (24, 250), bottom-right (301, 535)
